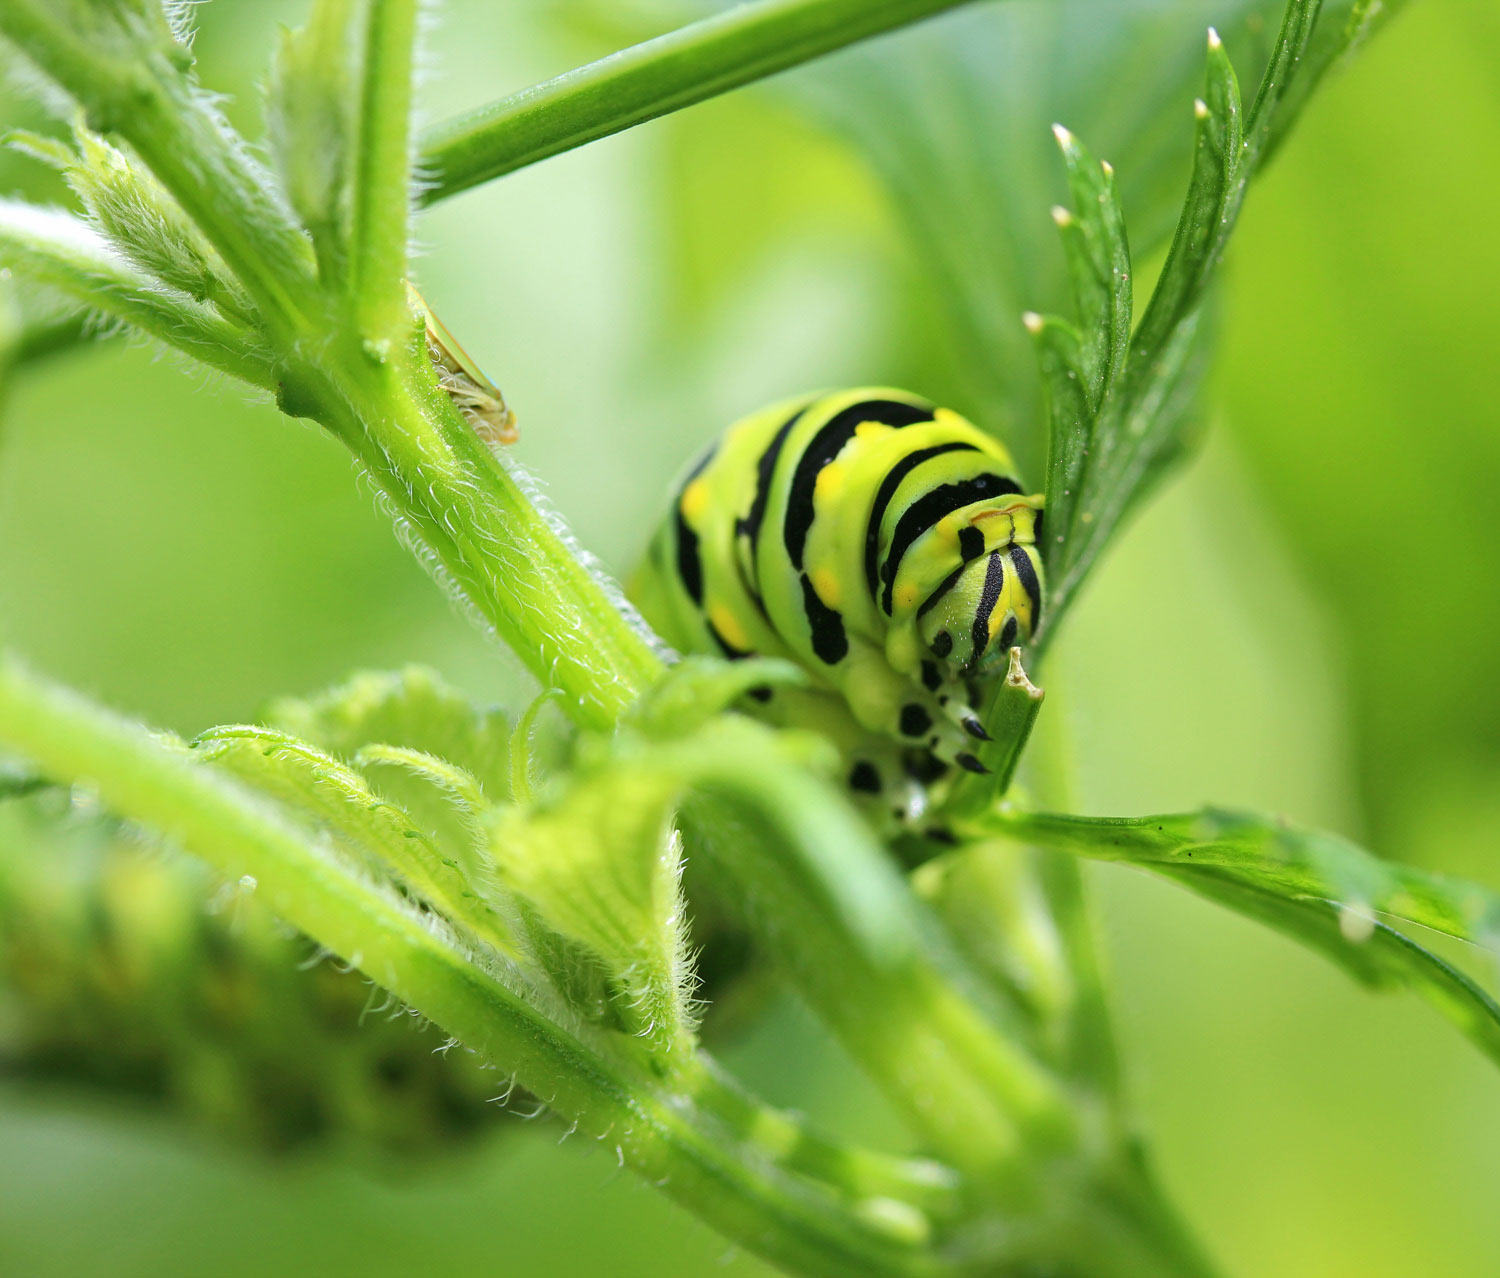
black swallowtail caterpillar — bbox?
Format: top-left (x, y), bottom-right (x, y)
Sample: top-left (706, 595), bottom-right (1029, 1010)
top-left (630, 388), bottom-right (1044, 824)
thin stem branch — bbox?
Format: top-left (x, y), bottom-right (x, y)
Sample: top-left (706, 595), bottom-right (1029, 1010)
top-left (0, 1), bottom-right (318, 337)
top-left (416, 0), bottom-right (984, 205)
top-left (0, 200), bottom-right (274, 387)
top-left (349, 0), bottom-right (420, 339)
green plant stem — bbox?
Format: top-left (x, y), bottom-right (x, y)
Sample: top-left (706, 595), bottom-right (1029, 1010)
top-left (0, 656), bottom-right (957, 1278)
top-left (0, 2), bottom-right (317, 336)
top-left (284, 333), bottom-right (663, 731)
top-left (0, 201), bottom-right (273, 387)
top-left (676, 731), bottom-right (1077, 1191)
top-left (416, 0), bottom-right (984, 204)
top-left (349, 0), bottom-right (420, 339)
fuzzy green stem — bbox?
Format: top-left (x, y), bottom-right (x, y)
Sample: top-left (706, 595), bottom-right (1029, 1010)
top-left (417, 0), bottom-right (984, 204)
top-left (0, 200), bottom-right (274, 387)
top-left (285, 333), bottom-right (663, 730)
top-left (0, 2), bottom-right (317, 336)
top-left (349, 0), bottom-right (420, 339)
top-left (0, 656), bottom-right (955, 1278)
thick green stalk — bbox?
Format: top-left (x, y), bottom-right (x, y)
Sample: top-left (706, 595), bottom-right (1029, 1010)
top-left (284, 331), bottom-right (663, 730)
top-left (0, 657), bottom-right (951, 1278)
top-left (417, 0), bottom-right (984, 204)
top-left (676, 733), bottom-right (1078, 1190)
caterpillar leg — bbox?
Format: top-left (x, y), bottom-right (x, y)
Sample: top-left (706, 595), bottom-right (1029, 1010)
top-left (745, 682), bottom-right (931, 827)
top-left (823, 637), bottom-right (991, 775)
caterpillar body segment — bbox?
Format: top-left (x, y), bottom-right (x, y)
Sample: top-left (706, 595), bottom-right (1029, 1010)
top-left (631, 388), bottom-right (1044, 819)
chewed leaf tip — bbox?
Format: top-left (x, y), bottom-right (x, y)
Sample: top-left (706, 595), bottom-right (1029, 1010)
top-left (1021, 310), bottom-right (1044, 335)
top-left (1051, 122), bottom-right (1074, 147)
top-left (1207, 26), bottom-right (1222, 50)
top-left (1193, 98), bottom-right (1210, 120)
top-left (1050, 204), bottom-right (1073, 227)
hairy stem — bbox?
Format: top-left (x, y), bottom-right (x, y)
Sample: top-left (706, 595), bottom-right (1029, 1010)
top-left (283, 330), bottom-right (663, 730)
top-left (0, 3), bottom-right (317, 337)
top-left (349, 0), bottom-right (420, 339)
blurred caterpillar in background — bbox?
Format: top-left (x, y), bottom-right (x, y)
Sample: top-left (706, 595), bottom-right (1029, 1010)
top-left (631, 388), bottom-right (1044, 825)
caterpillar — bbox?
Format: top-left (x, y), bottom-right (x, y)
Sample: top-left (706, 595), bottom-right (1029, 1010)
top-left (630, 388), bottom-right (1044, 823)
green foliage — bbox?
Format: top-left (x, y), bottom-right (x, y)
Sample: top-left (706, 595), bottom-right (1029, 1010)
top-left (0, 0), bottom-right (1493, 1275)
top-left (979, 805), bottom-right (1500, 1066)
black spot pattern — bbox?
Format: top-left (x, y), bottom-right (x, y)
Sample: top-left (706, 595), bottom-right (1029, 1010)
top-left (905, 752), bottom-right (949, 784)
top-left (849, 761), bottom-right (882, 794)
top-left (920, 661), bottom-right (943, 692)
top-left (957, 525), bottom-right (985, 561)
top-left (931, 631), bottom-right (953, 659)
top-left (899, 704), bottom-right (933, 737)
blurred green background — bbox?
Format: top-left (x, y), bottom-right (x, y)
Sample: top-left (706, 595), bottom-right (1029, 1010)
top-left (2, 0), bottom-right (1498, 1274)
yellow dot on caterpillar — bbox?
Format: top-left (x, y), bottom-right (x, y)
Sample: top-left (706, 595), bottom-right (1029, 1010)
top-left (854, 421), bottom-right (891, 442)
top-left (896, 583), bottom-right (918, 610)
top-left (989, 608), bottom-right (1011, 640)
top-left (815, 460), bottom-right (846, 503)
top-left (932, 407), bottom-right (968, 431)
top-left (681, 477), bottom-right (710, 522)
top-left (811, 568), bottom-right (843, 608)
top-left (708, 603), bottom-right (750, 652)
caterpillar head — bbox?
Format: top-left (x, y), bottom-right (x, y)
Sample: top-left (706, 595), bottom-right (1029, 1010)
top-left (917, 502), bottom-right (1044, 677)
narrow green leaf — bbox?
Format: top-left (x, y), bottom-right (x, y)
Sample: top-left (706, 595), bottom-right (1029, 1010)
top-left (972, 804), bottom-right (1500, 1066)
top-left (64, 127), bottom-right (258, 327)
top-left (1127, 31), bottom-right (1242, 378)
top-left (1050, 125), bottom-right (1131, 412)
top-left (1029, 309), bottom-right (1091, 563)
top-left (1157, 866), bottom-right (1500, 1068)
